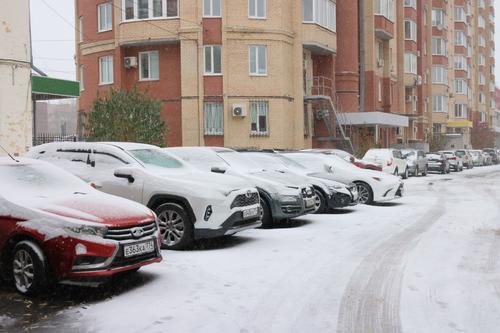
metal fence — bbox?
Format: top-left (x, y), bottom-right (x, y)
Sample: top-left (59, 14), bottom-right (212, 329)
top-left (33, 133), bottom-right (81, 146)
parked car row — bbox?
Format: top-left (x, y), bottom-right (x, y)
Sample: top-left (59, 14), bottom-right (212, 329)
top-left (3, 142), bottom-right (497, 295)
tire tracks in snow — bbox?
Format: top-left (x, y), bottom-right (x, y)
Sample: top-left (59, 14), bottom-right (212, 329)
top-left (336, 199), bottom-right (445, 333)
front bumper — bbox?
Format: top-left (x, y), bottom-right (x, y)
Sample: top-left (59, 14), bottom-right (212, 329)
top-left (195, 209), bottom-right (262, 239)
top-left (376, 181), bottom-right (404, 202)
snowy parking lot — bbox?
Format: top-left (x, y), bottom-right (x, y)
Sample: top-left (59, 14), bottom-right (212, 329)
top-left (2, 165), bottom-right (500, 333)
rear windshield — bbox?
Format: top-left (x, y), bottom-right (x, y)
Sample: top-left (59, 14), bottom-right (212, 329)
top-left (455, 151), bottom-right (465, 157)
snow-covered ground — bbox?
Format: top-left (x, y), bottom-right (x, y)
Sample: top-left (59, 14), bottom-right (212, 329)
top-left (3, 165), bottom-right (500, 333)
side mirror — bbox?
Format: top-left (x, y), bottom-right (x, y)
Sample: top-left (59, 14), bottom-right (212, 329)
top-left (349, 156), bottom-right (355, 163)
top-left (211, 166), bottom-right (226, 174)
top-left (114, 167), bottom-right (135, 183)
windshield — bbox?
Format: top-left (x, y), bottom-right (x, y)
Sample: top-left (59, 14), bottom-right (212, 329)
top-left (129, 149), bottom-right (183, 169)
top-left (216, 151), bottom-right (262, 172)
top-left (0, 163), bottom-right (88, 193)
top-left (166, 148), bottom-right (228, 171)
top-left (455, 151), bottom-right (465, 157)
top-left (241, 153), bottom-right (281, 171)
top-left (402, 150), bottom-right (416, 158)
top-left (363, 149), bottom-right (389, 160)
top-left (284, 154), bottom-right (328, 173)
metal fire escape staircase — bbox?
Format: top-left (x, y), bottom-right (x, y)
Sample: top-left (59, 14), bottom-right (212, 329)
top-left (305, 76), bottom-right (354, 153)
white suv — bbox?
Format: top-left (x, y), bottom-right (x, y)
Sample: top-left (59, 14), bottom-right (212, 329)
top-left (27, 142), bottom-right (262, 250)
top-left (363, 148), bottom-right (409, 179)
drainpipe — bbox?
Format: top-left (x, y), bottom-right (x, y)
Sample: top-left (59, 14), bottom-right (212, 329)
top-left (358, 0), bottom-right (365, 113)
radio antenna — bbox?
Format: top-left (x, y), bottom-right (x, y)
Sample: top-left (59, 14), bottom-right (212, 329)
top-left (0, 144), bottom-right (20, 163)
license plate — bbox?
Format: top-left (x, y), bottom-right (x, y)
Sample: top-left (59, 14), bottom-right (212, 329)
top-left (305, 198), bottom-right (315, 207)
top-left (124, 240), bottom-right (155, 258)
top-left (243, 207), bottom-right (259, 219)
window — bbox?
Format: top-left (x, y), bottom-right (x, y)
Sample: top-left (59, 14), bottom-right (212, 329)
top-left (479, 54), bottom-right (485, 66)
top-left (479, 111), bottom-right (487, 122)
top-left (79, 65), bottom-right (85, 91)
top-left (432, 9), bottom-right (446, 27)
top-left (374, 0), bottom-right (395, 21)
top-left (432, 37), bottom-right (447, 55)
top-left (204, 0), bottom-right (221, 17)
top-left (404, 20), bottom-right (417, 41)
top-left (139, 51), bottom-right (159, 80)
top-left (79, 16), bottom-right (84, 42)
top-left (454, 6), bottom-right (466, 22)
top-left (404, 0), bottom-right (416, 9)
top-left (204, 46), bottom-right (222, 75)
top-left (122, 0), bottom-right (178, 20)
top-left (250, 101), bottom-right (269, 135)
top-left (479, 73), bottom-right (486, 85)
top-left (478, 15), bottom-right (485, 28)
top-left (204, 102), bottom-right (224, 135)
top-left (249, 0), bottom-right (265, 18)
top-left (98, 3), bottom-right (113, 32)
top-left (432, 66), bottom-right (447, 84)
top-left (99, 55), bottom-right (113, 85)
top-left (479, 35), bottom-right (485, 47)
top-left (249, 45), bottom-right (267, 75)
top-left (432, 95), bottom-right (448, 113)
top-left (454, 104), bottom-right (467, 118)
top-left (302, 0), bottom-right (336, 31)
top-left (479, 92), bottom-right (486, 104)
top-left (454, 31), bottom-right (466, 46)
top-left (377, 41), bottom-right (384, 62)
top-left (454, 79), bottom-right (467, 95)
top-left (404, 52), bottom-right (417, 74)
top-left (454, 55), bottom-right (467, 70)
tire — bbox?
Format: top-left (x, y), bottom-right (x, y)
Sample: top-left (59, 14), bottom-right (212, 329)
top-left (156, 203), bottom-right (193, 250)
top-left (259, 198), bottom-right (273, 228)
top-left (441, 166), bottom-right (446, 174)
top-left (402, 168), bottom-right (409, 179)
top-left (446, 167), bottom-right (451, 174)
top-left (355, 182), bottom-right (373, 205)
top-left (422, 166), bottom-right (427, 176)
top-left (11, 241), bottom-right (49, 296)
top-left (414, 166), bottom-right (419, 177)
top-left (313, 189), bottom-right (327, 214)
top-left (393, 168), bottom-right (399, 176)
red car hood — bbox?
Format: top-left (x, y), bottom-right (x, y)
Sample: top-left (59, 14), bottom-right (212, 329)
top-left (14, 192), bottom-right (154, 228)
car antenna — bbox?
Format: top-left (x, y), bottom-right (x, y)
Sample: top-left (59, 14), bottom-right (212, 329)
top-left (0, 144), bottom-right (20, 163)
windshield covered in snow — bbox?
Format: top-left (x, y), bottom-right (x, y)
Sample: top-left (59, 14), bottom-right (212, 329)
top-left (166, 148), bottom-right (229, 172)
top-left (284, 154), bottom-right (329, 173)
top-left (129, 149), bottom-right (183, 169)
top-left (216, 151), bottom-right (262, 173)
top-left (0, 163), bottom-right (88, 193)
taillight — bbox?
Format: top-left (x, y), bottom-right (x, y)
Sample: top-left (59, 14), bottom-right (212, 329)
top-left (387, 158), bottom-right (393, 166)
top-left (450, 157), bottom-right (456, 160)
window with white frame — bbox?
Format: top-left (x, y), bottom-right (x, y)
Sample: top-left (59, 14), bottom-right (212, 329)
top-left (204, 0), bottom-right (221, 17)
top-left (204, 45), bottom-right (222, 75)
top-left (404, 20), bottom-right (417, 41)
top-left (98, 3), bottom-right (113, 32)
top-left (454, 79), bottom-right (467, 95)
top-left (432, 9), bottom-right (446, 27)
top-left (478, 15), bottom-right (485, 28)
top-left (79, 16), bottom-right (84, 42)
top-left (454, 104), bottom-right (467, 118)
top-left (99, 55), bottom-right (113, 85)
top-left (404, 0), bottom-right (416, 9)
top-left (479, 35), bottom-right (485, 47)
top-left (249, 0), bottom-right (265, 18)
top-left (479, 73), bottom-right (486, 85)
top-left (432, 37), bottom-right (447, 55)
top-left (479, 92), bottom-right (486, 104)
top-left (404, 52), bottom-right (417, 74)
top-left (204, 102), bottom-right (224, 135)
top-left (374, 0), bottom-right (395, 21)
top-left (454, 6), bottom-right (466, 22)
top-left (454, 55), bottom-right (467, 70)
top-left (250, 101), bottom-right (269, 135)
top-left (79, 65), bottom-right (85, 91)
top-left (479, 111), bottom-right (487, 122)
top-left (249, 45), bottom-right (267, 76)
top-left (139, 51), bottom-right (159, 80)
top-left (432, 66), bottom-right (447, 84)
top-left (454, 31), bottom-right (466, 46)
top-left (479, 54), bottom-right (485, 66)
top-left (123, 0), bottom-right (178, 20)
top-left (432, 95), bottom-right (448, 113)
top-left (478, 0), bottom-right (485, 9)
top-left (302, 0), bottom-right (336, 31)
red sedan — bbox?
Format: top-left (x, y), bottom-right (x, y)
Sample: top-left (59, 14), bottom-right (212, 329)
top-left (0, 157), bottom-right (162, 295)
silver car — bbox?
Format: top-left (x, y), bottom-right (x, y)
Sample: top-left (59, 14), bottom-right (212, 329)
top-left (402, 149), bottom-right (428, 176)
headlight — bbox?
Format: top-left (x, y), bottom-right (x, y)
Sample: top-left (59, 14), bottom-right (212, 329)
top-left (279, 195), bottom-right (300, 203)
top-left (64, 225), bottom-right (108, 238)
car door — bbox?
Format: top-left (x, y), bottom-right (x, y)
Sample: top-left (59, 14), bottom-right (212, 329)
top-left (417, 151), bottom-right (427, 169)
top-left (392, 150), bottom-right (406, 174)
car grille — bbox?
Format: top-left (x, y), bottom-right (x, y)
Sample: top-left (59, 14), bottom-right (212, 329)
top-left (231, 192), bottom-right (259, 209)
top-left (301, 187), bottom-right (314, 198)
top-left (110, 251), bottom-right (159, 268)
top-left (105, 221), bottom-right (157, 241)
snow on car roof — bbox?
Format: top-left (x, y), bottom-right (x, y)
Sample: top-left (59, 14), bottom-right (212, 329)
top-left (101, 142), bottom-right (159, 151)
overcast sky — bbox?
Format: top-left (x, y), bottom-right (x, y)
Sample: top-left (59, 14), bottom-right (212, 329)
top-left (30, 0), bottom-right (500, 86)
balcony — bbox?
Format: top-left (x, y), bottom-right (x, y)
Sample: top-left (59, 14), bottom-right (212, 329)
top-left (374, 16), bottom-right (394, 40)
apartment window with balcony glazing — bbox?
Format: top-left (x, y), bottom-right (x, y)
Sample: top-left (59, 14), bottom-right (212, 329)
top-left (249, 0), bottom-right (265, 18)
top-left (404, 0), bottom-right (416, 9)
top-left (98, 3), bottom-right (113, 32)
top-left (432, 66), bottom-right (447, 84)
top-left (122, 0), bottom-right (178, 20)
top-left (478, 15), bottom-right (485, 28)
top-left (404, 20), bottom-right (417, 41)
top-left (249, 45), bottom-right (267, 76)
top-left (302, 0), bottom-right (336, 32)
top-left (250, 101), bottom-right (269, 135)
top-left (204, 46), bottom-right (222, 75)
top-left (139, 51), bottom-right (159, 81)
top-left (204, 102), bottom-right (224, 135)
top-left (99, 55), bottom-right (114, 85)
top-left (479, 54), bottom-right (485, 66)
top-left (432, 95), bottom-right (448, 113)
top-left (404, 52), bottom-right (417, 74)
top-left (432, 9), bottom-right (446, 27)
top-left (374, 0), bottom-right (394, 21)
top-left (454, 31), bottom-right (466, 46)
top-left (204, 0), bottom-right (221, 17)
top-left (454, 6), bottom-right (466, 22)
top-left (454, 104), bottom-right (467, 118)
top-left (454, 79), bottom-right (467, 95)
top-left (479, 35), bottom-right (485, 47)
top-left (454, 55), bottom-right (467, 70)
top-left (432, 37), bottom-right (447, 55)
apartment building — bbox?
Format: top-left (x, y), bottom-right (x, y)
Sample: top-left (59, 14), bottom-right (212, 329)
top-left (76, 0), bottom-right (344, 149)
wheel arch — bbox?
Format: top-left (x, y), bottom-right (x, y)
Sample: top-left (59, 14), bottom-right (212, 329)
top-left (147, 194), bottom-right (196, 223)
top-left (1, 233), bottom-right (46, 281)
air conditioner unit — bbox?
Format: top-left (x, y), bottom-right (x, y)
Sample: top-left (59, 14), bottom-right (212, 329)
top-left (232, 104), bottom-right (247, 117)
top-left (124, 57), bottom-right (138, 69)
top-left (416, 75), bottom-right (423, 85)
top-left (377, 59), bottom-right (384, 68)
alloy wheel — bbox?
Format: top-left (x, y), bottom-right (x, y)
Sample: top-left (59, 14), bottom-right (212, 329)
top-left (357, 184), bottom-right (370, 204)
top-left (158, 209), bottom-right (185, 247)
top-left (13, 249), bottom-right (35, 293)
